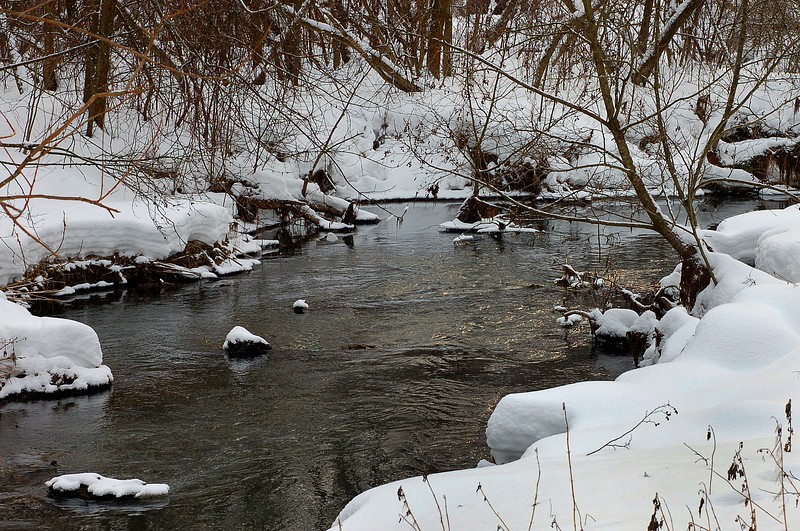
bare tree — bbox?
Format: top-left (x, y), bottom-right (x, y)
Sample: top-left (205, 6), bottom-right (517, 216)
top-left (434, 0), bottom-right (800, 306)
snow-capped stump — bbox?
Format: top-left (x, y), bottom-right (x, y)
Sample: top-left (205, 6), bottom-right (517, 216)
top-left (222, 326), bottom-right (271, 357)
top-left (456, 195), bottom-right (500, 223)
top-left (46, 473), bottom-right (169, 500)
top-left (588, 307), bottom-right (640, 352)
top-left (293, 299), bottom-right (309, 314)
top-left (626, 310), bottom-right (658, 367)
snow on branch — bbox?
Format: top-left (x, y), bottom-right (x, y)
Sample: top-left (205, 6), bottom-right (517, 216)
top-left (633, 0), bottom-right (705, 84)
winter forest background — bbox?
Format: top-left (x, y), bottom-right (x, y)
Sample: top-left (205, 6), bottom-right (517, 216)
top-left (5, 1), bottom-right (800, 530)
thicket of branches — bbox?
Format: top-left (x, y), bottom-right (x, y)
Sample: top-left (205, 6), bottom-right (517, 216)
top-left (2, 0), bottom-right (800, 301)
top-left (2, 0), bottom-right (798, 160)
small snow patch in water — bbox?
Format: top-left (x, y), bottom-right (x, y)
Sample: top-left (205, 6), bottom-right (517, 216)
top-left (46, 473), bottom-right (169, 499)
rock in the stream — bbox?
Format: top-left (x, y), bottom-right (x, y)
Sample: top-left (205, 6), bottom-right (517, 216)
top-left (46, 473), bottom-right (169, 500)
top-left (223, 326), bottom-right (271, 357)
top-left (293, 299), bottom-right (309, 314)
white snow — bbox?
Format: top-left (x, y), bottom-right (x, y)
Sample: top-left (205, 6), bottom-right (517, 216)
top-left (755, 224), bottom-right (800, 282)
top-left (557, 313), bottom-right (583, 327)
top-left (0, 291), bottom-right (113, 400)
top-left (645, 306), bottom-right (699, 364)
top-left (293, 299), bottom-right (309, 311)
top-left (702, 204), bottom-right (800, 264)
top-left (439, 217), bottom-right (539, 234)
top-left (716, 137), bottom-right (797, 166)
top-left (222, 326), bottom-right (269, 351)
top-left (46, 473), bottom-right (169, 498)
top-left (211, 258), bottom-right (260, 276)
top-left (589, 307), bottom-right (639, 338)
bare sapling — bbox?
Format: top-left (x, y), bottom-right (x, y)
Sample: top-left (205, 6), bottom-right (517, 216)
top-left (587, 404), bottom-right (678, 456)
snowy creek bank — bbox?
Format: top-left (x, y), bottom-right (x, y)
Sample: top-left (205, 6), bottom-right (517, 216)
top-left (4, 234), bottom-right (276, 300)
top-left (0, 200), bottom-right (767, 529)
top-left (0, 291), bottom-right (113, 402)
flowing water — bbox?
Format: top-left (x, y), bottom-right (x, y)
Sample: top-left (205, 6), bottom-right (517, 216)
top-left (0, 199), bottom-right (767, 530)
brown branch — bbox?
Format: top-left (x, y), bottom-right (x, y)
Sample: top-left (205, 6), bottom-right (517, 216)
top-left (633, 0), bottom-right (706, 84)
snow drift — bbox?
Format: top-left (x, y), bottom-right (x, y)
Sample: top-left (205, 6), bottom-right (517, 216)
top-left (0, 291), bottom-right (113, 400)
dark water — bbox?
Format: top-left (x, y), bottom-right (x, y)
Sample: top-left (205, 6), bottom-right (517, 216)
top-left (0, 199), bottom-right (765, 530)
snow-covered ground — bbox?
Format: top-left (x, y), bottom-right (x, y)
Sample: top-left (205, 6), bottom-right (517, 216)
top-left (329, 205), bottom-right (800, 530)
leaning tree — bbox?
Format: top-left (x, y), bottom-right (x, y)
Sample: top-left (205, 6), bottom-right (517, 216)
top-left (433, 0), bottom-right (800, 308)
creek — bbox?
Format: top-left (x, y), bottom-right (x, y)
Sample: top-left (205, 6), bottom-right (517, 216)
top-left (0, 198), bottom-right (767, 530)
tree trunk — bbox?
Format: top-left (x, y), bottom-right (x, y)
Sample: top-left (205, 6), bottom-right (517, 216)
top-left (85, 0), bottom-right (115, 135)
top-left (679, 250), bottom-right (712, 310)
top-left (635, 0), bottom-right (654, 55)
top-left (426, 0), bottom-right (452, 79)
top-left (633, 0), bottom-right (705, 84)
top-left (580, 0), bottom-right (712, 308)
top-left (42, 0), bottom-right (58, 91)
top-left (83, 0), bottom-right (98, 136)
top-left (442, 0), bottom-right (452, 77)
top-left (331, 0), bottom-right (349, 68)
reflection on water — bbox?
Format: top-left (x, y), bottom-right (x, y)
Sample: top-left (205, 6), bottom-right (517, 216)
top-left (0, 199), bottom-right (767, 530)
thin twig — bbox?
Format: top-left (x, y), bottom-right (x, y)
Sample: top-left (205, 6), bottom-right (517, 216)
top-left (527, 448), bottom-right (542, 531)
top-left (587, 404), bottom-right (677, 456)
top-left (563, 403), bottom-right (582, 531)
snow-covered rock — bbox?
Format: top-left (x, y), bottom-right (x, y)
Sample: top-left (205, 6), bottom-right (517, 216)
top-left (46, 473), bottom-right (169, 499)
top-left (222, 326), bottom-right (271, 357)
top-left (589, 307), bottom-right (639, 339)
top-left (557, 313), bottom-right (582, 327)
top-left (293, 299), bottom-right (309, 314)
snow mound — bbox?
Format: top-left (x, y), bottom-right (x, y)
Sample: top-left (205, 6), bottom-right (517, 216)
top-left (651, 306), bottom-right (699, 364)
top-left (692, 252), bottom-right (783, 316)
top-left (677, 302), bottom-right (800, 370)
top-left (0, 197), bottom-right (233, 286)
top-left (222, 326), bottom-right (271, 355)
top-left (702, 204), bottom-right (800, 264)
top-left (755, 225), bottom-right (800, 282)
top-left (0, 292), bottom-right (113, 400)
top-left (46, 473), bottom-right (169, 498)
